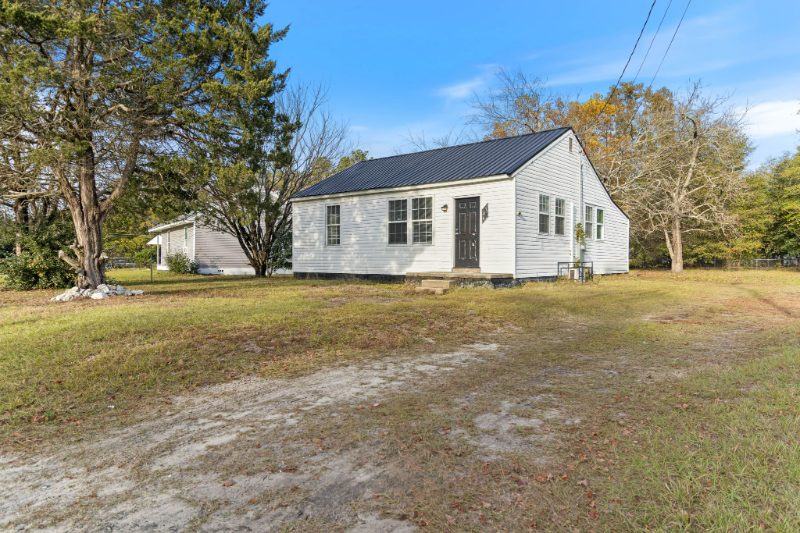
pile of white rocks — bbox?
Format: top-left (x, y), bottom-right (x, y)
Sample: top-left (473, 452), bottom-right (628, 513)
top-left (51, 283), bottom-right (144, 302)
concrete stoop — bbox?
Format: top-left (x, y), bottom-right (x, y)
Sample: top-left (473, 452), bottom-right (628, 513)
top-left (414, 279), bottom-right (456, 295)
top-left (406, 272), bottom-right (515, 289)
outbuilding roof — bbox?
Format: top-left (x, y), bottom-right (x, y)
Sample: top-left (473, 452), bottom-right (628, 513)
top-left (291, 127), bottom-right (571, 199)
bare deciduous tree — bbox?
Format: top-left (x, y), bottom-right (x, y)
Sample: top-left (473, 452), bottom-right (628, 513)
top-left (617, 84), bottom-right (751, 272)
top-left (394, 127), bottom-right (473, 154)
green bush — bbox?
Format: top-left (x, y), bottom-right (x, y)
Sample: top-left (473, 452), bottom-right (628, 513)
top-left (0, 245), bottom-right (75, 290)
top-left (165, 252), bottom-right (190, 273)
top-left (133, 247), bottom-right (156, 268)
top-left (0, 213), bottom-right (75, 290)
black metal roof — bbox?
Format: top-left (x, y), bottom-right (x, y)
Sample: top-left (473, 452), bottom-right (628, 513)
top-left (291, 127), bottom-right (571, 199)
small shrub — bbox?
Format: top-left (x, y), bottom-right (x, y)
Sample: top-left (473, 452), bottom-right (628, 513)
top-left (0, 249), bottom-right (74, 290)
top-left (189, 260), bottom-right (200, 274)
top-left (133, 248), bottom-right (156, 268)
top-left (165, 252), bottom-right (191, 274)
top-left (0, 214), bottom-right (75, 290)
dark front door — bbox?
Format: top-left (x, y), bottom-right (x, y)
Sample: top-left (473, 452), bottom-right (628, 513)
top-left (455, 197), bottom-right (480, 269)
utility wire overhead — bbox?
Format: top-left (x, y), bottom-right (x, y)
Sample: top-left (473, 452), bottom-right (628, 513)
top-left (648, 0), bottom-right (693, 89)
top-left (632, 0), bottom-right (674, 85)
top-left (587, 0), bottom-right (659, 128)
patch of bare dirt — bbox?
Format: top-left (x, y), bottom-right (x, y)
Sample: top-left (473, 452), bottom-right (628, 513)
top-left (0, 343), bottom-right (502, 532)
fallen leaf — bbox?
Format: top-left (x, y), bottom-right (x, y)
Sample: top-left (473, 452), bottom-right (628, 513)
top-left (482, 502), bottom-right (491, 508)
top-left (373, 403), bottom-right (381, 407)
top-left (577, 479), bottom-right (589, 487)
top-left (222, 480), bottom-right (234, 487)
top-left (445, 514), bottom-right (456, 525)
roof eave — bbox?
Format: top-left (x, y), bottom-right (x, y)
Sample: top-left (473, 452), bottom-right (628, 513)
top-left (291, 174), bottom-right (513, 202)
top-left (148, 216), bottom-right (196, 233)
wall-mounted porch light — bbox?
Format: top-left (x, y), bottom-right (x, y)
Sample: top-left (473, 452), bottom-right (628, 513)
top-left (441, 204), bottom-right (448, 212)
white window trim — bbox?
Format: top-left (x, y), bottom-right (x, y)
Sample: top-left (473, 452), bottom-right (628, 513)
top-left (554, 197), bottom-right (566, 236)
top-left (387, 198), bottom-right (409, 246)
top-left (595, 208), bottom-right (605, 241)
top-left (411, 196), bottom-right (434, 246)
top-left (386, 196), bottom-right (435, 247)
top-left (585, 205), bottom-right (595, 241)
top-left (325, 204), bottom-right (341, 247)
top-left (538, 193), bottom-right (550, 235)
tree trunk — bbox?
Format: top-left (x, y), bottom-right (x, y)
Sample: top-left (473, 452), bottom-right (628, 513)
top-left (74, 221), bottom-right (106, 288)
top-left (668, 217), bottom-right (684, 273)
top-left (13, 198), bottom-right (26, 256)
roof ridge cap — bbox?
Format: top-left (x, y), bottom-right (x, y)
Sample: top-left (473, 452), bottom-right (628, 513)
top-left (359, 127), bottom-right (571, 163)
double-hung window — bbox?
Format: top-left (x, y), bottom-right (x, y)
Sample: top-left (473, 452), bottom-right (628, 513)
top-left (412, 197), bottom-right (433, 244)
top-left (184, 227), bottom-right (188, 248)
top-left (388, 200), bottom-right (407, 245)
top-left (555, 198), bottom-right (565, 235)
top-left (596, 208), bottom-right (604, 240)
top-left (538, 194), bottom-right (550, 234)
top-left (326, 205), bottom-right (340, 246)
top-left (585, 206), bottom-right (594, 240)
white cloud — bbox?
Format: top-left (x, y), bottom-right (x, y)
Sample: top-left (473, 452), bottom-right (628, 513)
top-left (745, 100), bottom-right (800, 138)
top-left (436, 76), bottom-right (486, 99)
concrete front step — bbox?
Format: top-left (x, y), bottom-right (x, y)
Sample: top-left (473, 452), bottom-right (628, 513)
top-left (421, 279), bottom-right (456, 289)
top-left (415, 286), bottom-right (446, 295)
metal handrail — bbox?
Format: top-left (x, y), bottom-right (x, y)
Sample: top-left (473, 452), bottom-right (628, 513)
top-left (557, 261), bottom-right (593, 283)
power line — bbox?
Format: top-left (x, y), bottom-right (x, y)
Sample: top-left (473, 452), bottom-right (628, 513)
top-left (588, 0), bottom-right (658, 127)
top-left (632, 0), bottom-right (673, 85)
top-left (647, 0), bottom-right (692, 88)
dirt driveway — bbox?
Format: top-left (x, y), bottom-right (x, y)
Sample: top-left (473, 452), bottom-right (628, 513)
top-left (2, 342), bottom-right (529, 532)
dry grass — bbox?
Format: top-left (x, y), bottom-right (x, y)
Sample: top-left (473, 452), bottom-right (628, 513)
top-left (3, 268), bottom-right (800, 531)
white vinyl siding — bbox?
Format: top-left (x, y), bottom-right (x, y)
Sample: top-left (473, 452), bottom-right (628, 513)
top-left (580, 148), bottom-right (628, 273)
top-left (162, 224), bottom-right (194, 261)
top-left (514, 135), bottom-right (577, 278)
top-left (194, 224), bottom-right (254, 274)
top-left (514, 132), bottom-right (628, 277)
top-left (292, 177), bottom-right (514, 275)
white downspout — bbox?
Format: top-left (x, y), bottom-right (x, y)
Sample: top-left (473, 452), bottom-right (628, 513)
top-left (192, 220), bottom-right (197, 262)
top-left (579, 145), bottom-right (585, 264)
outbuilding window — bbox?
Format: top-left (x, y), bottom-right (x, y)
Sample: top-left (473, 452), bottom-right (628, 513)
top-left (539, 194), bottom-right (550, 234)
top-left (326, 205), bottom-right (340, 246)
top-left (412, 197), bottom-right (433, 244)
top-left (585, 206), bottom-right (594, 240)
top-left (596, 208), bottom-right (604, 240)
top-left (555, 198), bottom-right (565, 235)
top-left (388, 200), bottom-right (407, 245)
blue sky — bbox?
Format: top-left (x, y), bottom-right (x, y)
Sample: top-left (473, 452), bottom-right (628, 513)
top-left (264, 0), bottom-right (800, 167)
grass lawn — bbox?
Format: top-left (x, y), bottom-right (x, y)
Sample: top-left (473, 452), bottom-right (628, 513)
top-left (2, 269), bottom-right (800, 531)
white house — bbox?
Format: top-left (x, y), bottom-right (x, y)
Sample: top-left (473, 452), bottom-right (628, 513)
top-left (290, 128), bottom-right (629, 285)
top-left (148, 215), bottom-right (290, 275)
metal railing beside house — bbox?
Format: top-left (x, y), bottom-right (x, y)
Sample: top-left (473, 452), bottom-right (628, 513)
top-left (557, 261), bottom-right (593, 283)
